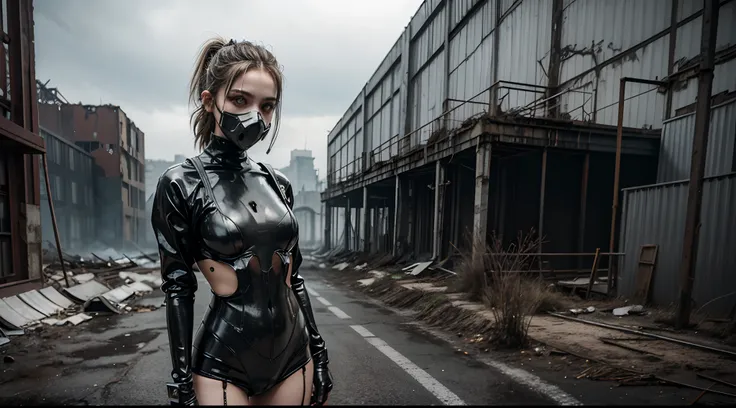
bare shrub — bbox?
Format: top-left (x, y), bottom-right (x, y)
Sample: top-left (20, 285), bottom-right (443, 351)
top-left (455, 229), bottom-right (553, 348)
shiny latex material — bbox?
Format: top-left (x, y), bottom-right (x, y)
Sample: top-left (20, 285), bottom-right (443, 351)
top-left (151, 136), bottom-right (331, 400)
top-left (215, 105), bottom-right (270, 151)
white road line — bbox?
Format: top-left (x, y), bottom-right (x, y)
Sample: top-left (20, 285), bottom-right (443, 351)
top-left (327, 306), bottom-right (351, 319)
top-left (350, 325), bottom-right (466, 406)
top-left (307, 287), bottom-right (320, 297)
top-left (481, 359), bottom-right (582, 406)
top-left (351, 325), bottom-right (375, 338)
top-left (409, 324), bottom-right (583, 406)
top-left (317, 297), bottom-right (332, 306)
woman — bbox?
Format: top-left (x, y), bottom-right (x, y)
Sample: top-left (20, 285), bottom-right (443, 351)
top-left (151, 37), bottom-right (333, 406)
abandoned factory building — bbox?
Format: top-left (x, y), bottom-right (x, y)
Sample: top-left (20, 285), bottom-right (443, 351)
top-left (0, 0), bottom-right (44, 294)
top-left (37, 101), bottom-right (148, 252)
top-left (321, 0), bottom-right (736, 317)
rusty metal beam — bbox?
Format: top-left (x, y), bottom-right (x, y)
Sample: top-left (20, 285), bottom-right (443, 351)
top-left (577, 152), bottom-right (590, 271)
top-left (41, 154), bottom-right (69, 288)
top-left (676, 0), bottom-right (720, 330)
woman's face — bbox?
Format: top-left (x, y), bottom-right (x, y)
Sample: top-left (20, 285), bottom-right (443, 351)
top-left (203, 67), bottom-right (279, 136)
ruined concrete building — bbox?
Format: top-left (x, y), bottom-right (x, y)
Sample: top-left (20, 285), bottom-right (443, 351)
top-left (322, 0), bottom-right (736, 316)
top-left (38, 103), bottom-right (148, 251)
top-left (0, 0), bottom-right (44, 294)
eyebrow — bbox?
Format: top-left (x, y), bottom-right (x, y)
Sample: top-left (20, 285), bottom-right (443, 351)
top-left (228, 88), bottom-right (278, 102)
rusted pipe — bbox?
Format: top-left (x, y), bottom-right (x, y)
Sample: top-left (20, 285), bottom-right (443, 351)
top-left (608, 76), bottom-right (667, 295)
top-left (548, 312), bottom-right (736, 359)
top-left (42, 154), bottom-right (69, 288)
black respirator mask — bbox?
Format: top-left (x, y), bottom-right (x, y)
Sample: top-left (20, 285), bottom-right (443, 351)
top-left (215, 103), bottom-right (271, 151)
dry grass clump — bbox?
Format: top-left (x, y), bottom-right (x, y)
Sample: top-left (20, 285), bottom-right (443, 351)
top-left (454, 229), bottom-right (558, 348)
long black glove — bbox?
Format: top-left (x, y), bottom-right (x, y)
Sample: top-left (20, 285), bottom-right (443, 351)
top-left (290, 247), bottom-right (333, 405)
top-left (152, 168), bottom-right (199, 406)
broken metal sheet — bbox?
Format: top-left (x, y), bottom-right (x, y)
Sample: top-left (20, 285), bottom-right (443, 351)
top-left (39, 286), bottom-right (74, 309)
top-left (332, 262), bottom-right (349, 271)
top-left (84, 296), bottom-right (123, 314)
top-left (4, 295), bottom-right (45, 322)
top-left (0, 298), bottom-right (30, 329)
top-left (119, 271), bottom-right (162, 287)
top-left (125, 281), bottom-right (153, 294)
top-left (0, 326), bottom-right (23, 336)
top-left (101, 286), bottom-right (136, 304)
top-left (18, 290), bottom-right (64, 316)
top-left (61, 313), bottom-right (93, 326)
top-left (402, 261), bottom-right (433, 276)
top-left (63, 280), bottom-right (110, 303)
top-left (0, 332), bottom-right (9, 347)
top-left (42, 317), bottom-right (63, 326)
top-left (357, 278), bottom-right (376, 287)
top-left (368, 270), bottom-right (388, 279)
top-left (73, 273), bottom-right (95, 284)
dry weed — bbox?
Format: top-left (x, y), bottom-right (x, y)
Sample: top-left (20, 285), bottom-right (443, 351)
top-left (454, 229), bottom-right (555, 348)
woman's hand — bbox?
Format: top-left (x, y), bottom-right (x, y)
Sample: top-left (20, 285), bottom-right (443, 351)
top-left (311, 366), bottom-right (333, 405)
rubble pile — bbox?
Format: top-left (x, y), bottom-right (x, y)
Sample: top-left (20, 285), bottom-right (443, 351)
top-left (1, 248), bottom-right (163, 348)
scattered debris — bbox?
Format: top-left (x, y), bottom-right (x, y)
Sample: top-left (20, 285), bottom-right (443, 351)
top-left (570, 306), bottom-right (596, 315)
top-left (613, 305), bottom-right (646, 316)
top-left (332, 262), bottom-right (349, 271)
top-left (548, 312), bottom-right (736, 359)
top-left (402, 261), bottom-right (433, 276)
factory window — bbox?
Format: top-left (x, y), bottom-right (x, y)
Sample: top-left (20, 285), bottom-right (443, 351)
top-left (71, 181), bottom-right (78, 204)
top-left (69, 149), bottom-right (75, 170)
top-left (55, 140), bottom-right (62, 164)
top-left (53, 175), bottom-right (62, 201)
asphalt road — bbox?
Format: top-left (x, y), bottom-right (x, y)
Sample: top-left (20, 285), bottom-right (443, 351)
top-left (1, 261), bottom-right (673, 406)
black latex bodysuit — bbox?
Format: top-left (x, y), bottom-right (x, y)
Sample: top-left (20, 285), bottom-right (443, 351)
top-left (151, 136), bottom-right (328, 400)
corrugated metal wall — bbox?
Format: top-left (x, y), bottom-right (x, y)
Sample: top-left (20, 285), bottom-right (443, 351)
top-left (326, 0), bottom-right (736, 193)
top-left (657, 99), bottom-right (736, 182)
top-left (618, 173), bottom-right (736, 317)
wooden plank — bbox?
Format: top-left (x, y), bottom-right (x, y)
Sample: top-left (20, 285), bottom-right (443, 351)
top-left (633, 245), bottom-right (658, 304)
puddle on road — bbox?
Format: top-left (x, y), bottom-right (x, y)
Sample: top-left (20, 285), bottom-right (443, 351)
top-left (67, 328), bottom-right (161, 360)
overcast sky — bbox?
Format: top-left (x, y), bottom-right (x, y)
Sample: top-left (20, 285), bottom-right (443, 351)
top-left (33, 0), bottom-right (423, 180)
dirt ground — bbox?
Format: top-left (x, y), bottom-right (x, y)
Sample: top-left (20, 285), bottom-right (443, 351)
top-left (314, 260), bottom-right (736, 404)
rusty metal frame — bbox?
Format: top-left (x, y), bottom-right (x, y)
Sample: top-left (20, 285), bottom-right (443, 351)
top-left (608, 76), bottom-right (667, 295)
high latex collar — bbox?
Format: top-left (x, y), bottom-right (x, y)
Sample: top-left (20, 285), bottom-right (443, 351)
top-left (203, 135), bottom-right (251, 169)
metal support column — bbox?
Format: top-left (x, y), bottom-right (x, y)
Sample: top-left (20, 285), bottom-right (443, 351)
top-left (577, 152), bottom-right (590, 271)
top-left (676, 0), bottom-right (719, 329)
top-left (473, 139), bottom-right (492, 256)
top-left (344, 199), bottom-right (351, 252)
top-left (362, 187), bottom-right (370, 252)
top-left (432, 160), bottom-right (446, 260)
top-left (324, 202), bottom-right (332, 250)
top-left (538, 148), bottom-right (548, 267)
top-left (392, 175), bottom-right (401, 257)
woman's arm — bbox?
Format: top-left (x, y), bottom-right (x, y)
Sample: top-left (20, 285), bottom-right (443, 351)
top-left (151, 166), bottom-right (199, 406)
top-left (274, 170), bottom-right (334, 405)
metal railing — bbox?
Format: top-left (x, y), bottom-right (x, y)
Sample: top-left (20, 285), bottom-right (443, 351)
top-left (327, 80), bottom-right (596, 187)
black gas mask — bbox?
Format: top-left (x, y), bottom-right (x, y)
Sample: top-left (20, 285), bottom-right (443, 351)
top-left (214, 103), bottom-right (271, 151)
